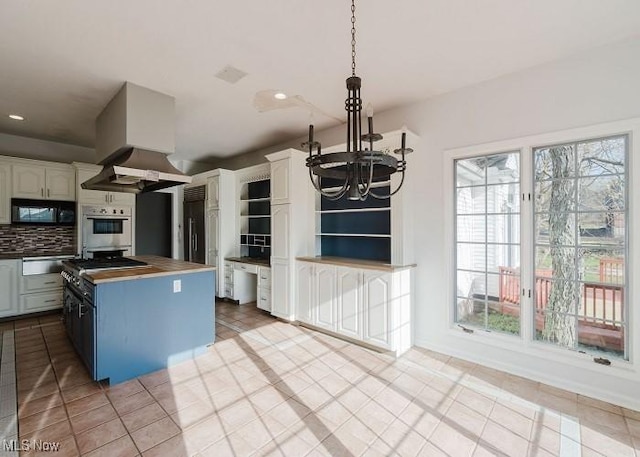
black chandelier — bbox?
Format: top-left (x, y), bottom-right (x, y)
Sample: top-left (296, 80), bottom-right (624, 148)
top-left (303, 0), bottom-right (412, 201)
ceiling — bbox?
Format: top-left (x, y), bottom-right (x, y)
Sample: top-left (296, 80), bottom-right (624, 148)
top-left (2, 1), bottom-right (640, 163)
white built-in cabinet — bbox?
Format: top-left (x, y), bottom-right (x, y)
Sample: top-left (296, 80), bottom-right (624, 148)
top-left (75, 164), bottom-right (136, 205)
top-left (206, 209), bottom-right (219, 268)
top-left (265, 149), bottom-right (314, 321)
top-left (0, 260), bottom-right (19, 318)
top-left (296, 260), bottom-right (412, 354)
top-left (0, 161), bottom-right (11, 224)
top-left (207, 176), bottom-right (219, 209)
top-left (13, 163), bottom-right (75, 201)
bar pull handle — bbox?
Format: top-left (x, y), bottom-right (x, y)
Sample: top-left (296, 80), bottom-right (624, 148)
top-left (41, 188), bottom-right (44, 197)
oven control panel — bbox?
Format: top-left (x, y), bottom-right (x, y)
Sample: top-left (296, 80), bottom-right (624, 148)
top-left (82, 205), bottom-right (132, 217)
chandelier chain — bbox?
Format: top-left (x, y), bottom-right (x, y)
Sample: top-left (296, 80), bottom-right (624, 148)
top-left (351, 0), bottom-right (356, 76)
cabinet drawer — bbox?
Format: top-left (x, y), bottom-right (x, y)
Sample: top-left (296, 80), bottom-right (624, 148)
top-left (224, 262), bottom-right (234, 271)
top-left (21, 273), bottom-right (63, 293)
top-left (257, 287), bottom-right (271, 312)
top-left (225, 285), bottom-right (234, 298)
top-left (20, 291), bottom-right (63, 313)
top-left (258, 267), bottom-right (271, 285)
top-left (234, 262), bottom-right (258, 274)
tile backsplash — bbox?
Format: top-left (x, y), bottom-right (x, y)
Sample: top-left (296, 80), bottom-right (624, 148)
top-left (0, 225), bottom-right (76, 255)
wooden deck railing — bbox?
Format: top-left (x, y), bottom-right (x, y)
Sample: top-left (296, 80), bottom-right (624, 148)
top-left (498, 263), bottom-right (624, 351)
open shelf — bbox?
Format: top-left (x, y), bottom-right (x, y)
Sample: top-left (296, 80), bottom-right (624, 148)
top-left (317, 233), bottom-right (391, 238)
top-left (239, 197), bottom-right (271, 202)
top-left (316, 207), bottom-right (391, 214)
top-left (240, 178), bottom-right (271, 259)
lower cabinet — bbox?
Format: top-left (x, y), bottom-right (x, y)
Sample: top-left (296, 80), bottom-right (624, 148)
top-left (20, 272), bottom-right (64, 314)
top-left (296, 261), bottom-right (412, 354)
top-left (270, 258), bottom-right (290, 319)
top-left (0, 260), bottom-right (19, 318)
top-left (257, 266), bottom-right (271, 311)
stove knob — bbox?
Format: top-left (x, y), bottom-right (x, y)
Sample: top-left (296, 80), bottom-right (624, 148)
top-left (100, 208), bottom-right (107, 214)
top-left (113, 209), bottom-right (117, 214)
top-left (120, 210), bottom-right (124, 214)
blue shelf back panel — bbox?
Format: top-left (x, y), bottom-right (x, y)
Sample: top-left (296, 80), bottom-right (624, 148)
top-left (249, 217), bottom-right (270, 234)
top-left (321, 211), bottom-right (390, 235)
top-left (321, 235), bottom-right (391, 262)
top-left (94, 270), bottom-right (215, 384)
top-left (248, 180), bottom-right (271, 199)
top-left (248, 246), bottom-right (270, 259)
top-left (248, 201), bottom-right (270, 215)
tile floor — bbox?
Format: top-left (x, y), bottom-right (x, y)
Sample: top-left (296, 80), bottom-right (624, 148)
top-left (1, 301), bottom-right (640, 456)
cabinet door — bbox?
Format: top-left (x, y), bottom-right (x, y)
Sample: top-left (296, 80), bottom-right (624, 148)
top-left (206, 210), bottom-right (218, 265)
top-left (314, 264), bottom-right (336, 332)
top-left (296, 262), bottom-right (314, 324)
top-left (77, 168), bottom-right (109, 204)
top-left (0, 162), bottom-right (11, 224)
top-left (271, 204), bottom-right (290, 258)
top-left (0, 260), bottom-right (18, 318)
top-left (362, 271), bottom-right (392, 349)
top-left (13, 165), bottom-right (46, 199)
top-left (46, 167), bottom-right (75, 201)
top-left (270, 160), bottom-right (289, 205)
top-left (336, 267), bottom-right (362, 339)
top-left (207, 176), bottom-right (219, 209)
top-left (270, 258), bottom-right (290, 319)
top-left (109, 192), bottom-right (136, 205)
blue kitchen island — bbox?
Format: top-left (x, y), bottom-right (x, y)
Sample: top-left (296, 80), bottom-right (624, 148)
top-left (83, 256), bottom-right (215, 385)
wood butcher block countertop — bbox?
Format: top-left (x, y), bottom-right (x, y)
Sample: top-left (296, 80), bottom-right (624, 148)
top-left (296, 256), bottom-right (416, 272)
top-left (84, 256), bottom-right (216, 284)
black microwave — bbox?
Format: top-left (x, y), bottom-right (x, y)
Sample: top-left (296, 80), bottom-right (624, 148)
top-left (11, 199), bottom-right (76, 226)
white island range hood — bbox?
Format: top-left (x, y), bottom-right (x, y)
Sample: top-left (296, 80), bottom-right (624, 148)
top-left (82, 82), bottom-right (192, 193)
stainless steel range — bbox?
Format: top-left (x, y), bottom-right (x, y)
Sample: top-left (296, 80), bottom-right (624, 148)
top-left (61, 256), bottom-right (148, 374)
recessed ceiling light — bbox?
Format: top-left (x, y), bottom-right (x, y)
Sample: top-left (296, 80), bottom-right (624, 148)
top-left (9, 114), bottom-right (24, 121)
top-left (274, 92), bottom-right (287, 100)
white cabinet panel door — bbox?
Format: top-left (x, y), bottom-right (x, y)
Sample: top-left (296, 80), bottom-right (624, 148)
top-left (0, 260), bottom-right (18, 318)
top-left (0, 162), bottom-right (11, 224)
top-left (109, 192), bottom-right (136, 205)
top-left (207, 176), bottom-right (219, 209)
top-left (336, 267), bottom-right (362, 339)
top-left (362, 271), bottom-right (392, 349)
top-left (77, 168), bottom-right (109, 204)
top-left (271, 259), bottom-right (290, 319)
top-left (270, 160), bottom-right (289, 205)
top-left (271, 204), bottom-right (290, 258)
top-left (46, 168), bottom-right (75, 201)
top-left (296, 262), bottom-right (314, 325)
top-left (315, 264), bottom-right (336, 332)
top-left (13, 165), bottom-right (46, 199)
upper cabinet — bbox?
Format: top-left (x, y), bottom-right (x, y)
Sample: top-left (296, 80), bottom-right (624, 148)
top-left (13, 164), bottom-right (75, 201)
top-left (0, 161), bottom-right (11, 224)
top-left (270, 159), bottom-right (290, 205)
top-left (75, 165), bottom-right (135, 206)
top-left (207, 176), bottom-right (219, 209)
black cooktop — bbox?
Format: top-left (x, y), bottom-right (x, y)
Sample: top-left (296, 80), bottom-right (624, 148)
top-left (67, 256), bottom-right (148, 270)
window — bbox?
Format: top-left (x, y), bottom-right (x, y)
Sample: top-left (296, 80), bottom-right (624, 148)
top-left (452, 133), bottom-right (629, 359)
top-left (533, 135), bottom-right (627, 358)
top-left (454, 152), bottom-right (521, 335)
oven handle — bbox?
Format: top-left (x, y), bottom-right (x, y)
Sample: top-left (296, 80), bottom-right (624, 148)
top-left (85, 217), bottom-right (131, 221)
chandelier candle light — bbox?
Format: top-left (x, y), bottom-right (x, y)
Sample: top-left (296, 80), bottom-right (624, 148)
top-left (303, 0), bottom-right (412, 201)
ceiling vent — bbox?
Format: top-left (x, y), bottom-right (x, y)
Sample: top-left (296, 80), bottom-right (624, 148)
top-left (215, 65), bottom-right (248, 84)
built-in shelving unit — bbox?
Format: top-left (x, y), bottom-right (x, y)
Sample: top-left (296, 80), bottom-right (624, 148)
top-left (240, 179), bottom-right (271, 258)
top-left (316, 184), bottom-right (391, 262)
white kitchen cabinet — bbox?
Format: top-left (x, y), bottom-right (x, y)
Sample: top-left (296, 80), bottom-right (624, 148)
top-left (271, 204), bottom-right (289, 259)
top-left (0, 260), bottom-right (19, 318)
top-left (257, 266), bottom-right (271, 312)
top-left (362, 270), bottom-right (392, 350)
top-left (13, 164), bottom-right (75, 201)
top-left (315, 264), bottom-right (337, 332)
top-left (336, 267), bottom-right (362, 340)
top-left (76, 166), bottom-right (135, 205)
top-left (207, 176), bottom-right (219, 209)
top-left (296, 262), bottom-right (314, 325)
top-left (270, 159), bottom-right (290, 205)
top-left (19, 271), bottom-right (64, 314)
top-left (0, 161), bottom-right (11, 224)
top-left (206, 210), bottom-right (219, 291)
top-left (270, 258), bottom-right (289, 319)
top-left (295, 260), bottom-right (413, 355)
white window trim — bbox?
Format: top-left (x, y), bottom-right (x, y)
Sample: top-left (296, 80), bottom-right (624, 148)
top-left (444, 117), bottom-right (640, 376)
